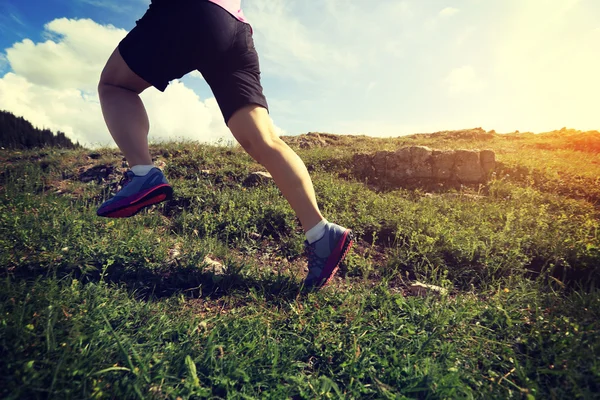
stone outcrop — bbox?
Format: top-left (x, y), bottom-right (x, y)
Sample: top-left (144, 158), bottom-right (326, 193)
top-left (281, 132), bottom-right (340, 149)
top-left (242, 171), bottom-right (273, 187)
top-left (353, 146), bottom-right (495, 185)
top-left (203, 256), bottom-right (225, 275)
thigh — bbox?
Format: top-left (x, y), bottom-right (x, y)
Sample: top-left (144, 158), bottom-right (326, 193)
top-left (99, 47), bottom-right (151, 94)
top-left (201, 22), bottom-right (269, 124)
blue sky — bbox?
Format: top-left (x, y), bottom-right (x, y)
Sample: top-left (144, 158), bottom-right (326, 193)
top-left (0, 0), bottom-right (599, 147)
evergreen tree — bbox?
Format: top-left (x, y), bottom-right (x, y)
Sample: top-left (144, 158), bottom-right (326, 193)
top-left (0, 110), bottom-right (81, 149)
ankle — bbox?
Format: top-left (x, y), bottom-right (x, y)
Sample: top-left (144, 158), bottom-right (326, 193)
top-left (130, 164), bottom-right (155, 176)
top-left (306, 219), bottom-right (328, 244)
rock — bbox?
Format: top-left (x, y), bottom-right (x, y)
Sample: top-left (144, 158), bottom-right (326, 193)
top-left (409, 146), bottom-right (432, 178)
top-left (352, 147), bottom-right (495, 187)
top-left (480, 150), bottom-right (496, 175)
top-left (386, 148), bottom-right (411, 181)
top-left (88, 152), bottom-right (102, 160)
top-left (372, 151), bottom-right (389, 171)
top-left (408, 282), bottom-right (448, 296)
top-left (299, 132), bottom-right (328, 149)
top-left (394, 147), bottom-right (412, 162)
top-left (243, 171), bottom-right (273, 187)
top-left (204, 256), bottom-right (225, 275)
top-left (168, 243), bottom-right (182, 260)
top-left (78, 165), bottom-right (116, 183)
top-left (454, 150), bottom-right (483, 183)
top-left (431, 150), bottom-right (455, 179)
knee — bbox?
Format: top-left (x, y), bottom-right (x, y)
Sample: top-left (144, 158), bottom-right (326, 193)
top-left (97, 75), bottom-right (138, 98)
top-left (97, 80), bottom-right (111, 97)
top-left (97, 68), bottom-right (116, 97)
top-left (242, 133), bottom-right (284, 164)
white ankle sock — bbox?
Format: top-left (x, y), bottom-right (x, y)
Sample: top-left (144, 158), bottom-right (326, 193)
top-left (306, 219), bottom-right (328, 244)
top-left (131, 164), bottom-right (155, 176)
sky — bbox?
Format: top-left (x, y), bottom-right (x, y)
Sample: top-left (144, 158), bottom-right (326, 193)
top-left (0, 0), bottom-right (599, 148)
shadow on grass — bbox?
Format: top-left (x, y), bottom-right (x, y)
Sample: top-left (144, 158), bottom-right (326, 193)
top-left (2, 260), bottom-right (307, 305)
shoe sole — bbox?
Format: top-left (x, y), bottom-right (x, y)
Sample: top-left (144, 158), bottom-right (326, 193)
top-left (98, 184), bottom-right (173, 218)
top-left (315, 230), bottom-right (354, 289)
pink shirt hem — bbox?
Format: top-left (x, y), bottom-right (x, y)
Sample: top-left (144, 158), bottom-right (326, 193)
top-left (207, 0), bottom-right (248, 23)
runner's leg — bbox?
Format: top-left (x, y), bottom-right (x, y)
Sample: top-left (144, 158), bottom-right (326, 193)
top-left (227, 104), bottom-right (325, 233)
top-left (98, 47), bottom-right (153, 167)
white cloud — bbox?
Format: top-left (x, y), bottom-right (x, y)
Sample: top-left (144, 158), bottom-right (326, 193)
top-left (7, 18), bottom-right (125, 91)
top-left (425, 6), bottom-right (460, 30)
top-left (188, 70), bottom-right (204, 80)
top-left (444, 65), bottom-right (486, 95)
top-left (0, 18), bottom-right (240, 148)
top-left (142, 82), bottom-right (230, 144)
top-left (439, 7), bottom-right (459, 17)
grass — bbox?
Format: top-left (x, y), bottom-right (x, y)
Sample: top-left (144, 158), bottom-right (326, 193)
top-left (1, 129), bottom-right (600, 399)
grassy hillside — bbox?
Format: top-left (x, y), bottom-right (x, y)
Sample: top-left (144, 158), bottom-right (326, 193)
top-left (1, 128), bottom-right (599, 399)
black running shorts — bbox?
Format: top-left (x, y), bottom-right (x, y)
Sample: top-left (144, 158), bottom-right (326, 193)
top-left (118, 0), bottom-right (269, 123)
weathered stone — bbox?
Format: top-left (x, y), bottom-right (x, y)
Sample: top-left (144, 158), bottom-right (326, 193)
top-left (298, 132), bottom-right (328, 148)
top-left (242, 171), bottom-right (273, 187)
top-left (409, 146), bottom-right (432, 178)
top-left (204, 256), bottom-right (225, 275)
top-left (381, 147), bottom-right (410, 181)
top-left (387, 151), bottom-right (411, 180)
top-left (372, 151), bottom-right (389, 171)
top-left (408, 282), bottom-right (448, 296)
top-left (394, 147), bottom-right (412, 162)
top-left (352, 147), bottom-right (495, 187)
top-left (454, 150), bottom-right (483, 183)
top-left (432, 150), bottom-right (455, 179)
top-left (410, 146), bottom-right (432, 163)
top-left (78, 164), bottom-right (116, 183)
top-left (480, 150), bottom-right (496, 175)
top-left (168, 243), bottom-right (182, 260)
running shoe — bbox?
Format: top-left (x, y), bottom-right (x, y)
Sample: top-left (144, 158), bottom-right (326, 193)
top-left (97, 168), bottom-right (173, 218)
top-left (304, 222), bottom-right (354, 290)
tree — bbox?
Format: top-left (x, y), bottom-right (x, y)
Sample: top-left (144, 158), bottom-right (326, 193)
top-left (0, 110), bottom-right (81, 149)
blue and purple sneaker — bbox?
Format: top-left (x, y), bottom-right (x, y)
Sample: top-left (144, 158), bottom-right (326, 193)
top-left (304, 222), bottom-right (354, 290)
top-left (97, 168), bottom-right (173, 218)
